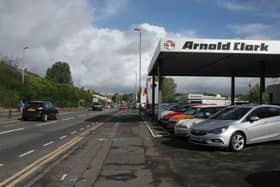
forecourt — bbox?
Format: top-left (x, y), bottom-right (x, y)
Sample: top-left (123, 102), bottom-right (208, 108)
top-left (148, 38), bottom-right (280, 120)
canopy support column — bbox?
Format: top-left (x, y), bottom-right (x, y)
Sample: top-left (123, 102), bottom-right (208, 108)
top-left (157, 62), bottom-right (162, 121)
top-left (152, 69), bottom-right (155, 120)
top-left (260, 62), bottom-right (265, 104)
top-left (231, 75), bottom-right (235, 105)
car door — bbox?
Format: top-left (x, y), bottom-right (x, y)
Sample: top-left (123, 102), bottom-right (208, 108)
top-left (244, 107), bottom-right (272, 143)
top-left (259, 107), bottom-right (280, 141)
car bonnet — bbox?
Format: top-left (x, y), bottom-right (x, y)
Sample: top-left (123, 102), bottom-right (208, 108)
top-left (191, 119), bottom-right (235, 131)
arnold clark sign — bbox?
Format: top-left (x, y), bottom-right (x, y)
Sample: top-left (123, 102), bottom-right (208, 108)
top-left (161, 38), bottom-right (280, 54)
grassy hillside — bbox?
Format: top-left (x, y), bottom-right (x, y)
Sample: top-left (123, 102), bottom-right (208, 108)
top-left (0, 61), bottom-right (92, 108)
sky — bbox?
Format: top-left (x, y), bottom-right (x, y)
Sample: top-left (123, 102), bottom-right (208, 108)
top-left (0, 0), bottom-right (280, 95)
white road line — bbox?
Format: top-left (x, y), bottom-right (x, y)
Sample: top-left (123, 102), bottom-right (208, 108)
top-left (35, 121), bottom-right (56, 127)
top-left (0, 163), bottom-right (4, 167)
top-left (0, 120), bottom-right (19, 125)
top-left (86, 125), bottom-right (90, 128)
top-left (43, 141), bottom-right (54, 147)
top-left (59, 135), bottom-right (67, 139)
top-left (62, 117), bottom-right (75, 121)
top-left (60, 112), bottom-right (74, 115)
top-left (71, 131), bottom-right (77, 135)
top-left (60, 174), bottom-right (67, 181)
top-left (80, 128), bottom-right (84, 131)
top-left (78, 115), bottom-right (84, 117)
top-left (0, 128), bottom-right (24, 135)
top-left (18, 150), bottom-right (35, 158)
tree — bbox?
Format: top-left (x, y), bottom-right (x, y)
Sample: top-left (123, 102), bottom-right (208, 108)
top-left (161, 77), bottom-right (176, 102)
top-left (46, 61), bottom-right (73, 85)
top-left (247, 83), bottom-right (269, 103)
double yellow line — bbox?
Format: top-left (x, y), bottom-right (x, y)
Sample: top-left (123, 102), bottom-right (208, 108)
top-left (0, 122), bottom-right (104, 187)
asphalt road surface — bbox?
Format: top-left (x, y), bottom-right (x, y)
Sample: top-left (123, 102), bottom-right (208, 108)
top-left (1, 110), bottom-right (280, 186)
top-left (0, 109), bottom-right (116, 182)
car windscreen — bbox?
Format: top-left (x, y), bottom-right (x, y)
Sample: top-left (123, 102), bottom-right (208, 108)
top-left (210, 107), bottom-right (252, 120)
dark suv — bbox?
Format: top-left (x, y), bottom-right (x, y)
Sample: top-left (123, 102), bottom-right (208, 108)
top-left (22, 101), bottom-right (58, 121)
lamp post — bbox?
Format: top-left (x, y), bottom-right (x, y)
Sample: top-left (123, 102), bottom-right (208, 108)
top-left (134, 28), bottom-right (142, 118)
top-left (134, 71), bottom-right (138, 102)
top-left (22, 46), bottom-right (29, 84)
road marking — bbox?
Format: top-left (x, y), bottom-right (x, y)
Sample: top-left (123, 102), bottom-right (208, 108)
top-left (0, 111), bottom-right (120, 187)
top-left (143, 119), bottom-right (164, 138)
top-left (19, 150), bottom-right (35, 158)
top-left (35, 121), bottom-right (56, 127)
top-left (0, 163), bottom-right (4, 167)
top-left (0, 120), bottom-right (19, 125)
top-left (0, 128), bottom-right (24, 135)
top-left (71, 131), bottom-right (77, 135)
top-left (43, 141), bottom-right (54, 147)
top-left (60, 174), bottom-right (67, 181)
top-left (62, 117), bottom-right (75, 121)
top-left (60, 112), bottom-right (74, 115)
top-left (59, 135), bottom-right (67, 139)
top-left (78, 115), bottom-right (84, 117)
top-left (86, 125), bottom-right (90, 128)
top-left (80, 128), bottom-right (84, 131)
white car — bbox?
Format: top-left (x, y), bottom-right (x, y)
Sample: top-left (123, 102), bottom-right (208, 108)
top-left (174, 106), bottom-right (226, 137)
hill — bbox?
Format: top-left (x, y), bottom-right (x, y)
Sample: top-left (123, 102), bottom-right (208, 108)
top-left (0, 60), bottom-right (92, 108)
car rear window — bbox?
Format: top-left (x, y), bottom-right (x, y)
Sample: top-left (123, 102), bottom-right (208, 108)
top-left (26, 102), bottom-right (44, 108)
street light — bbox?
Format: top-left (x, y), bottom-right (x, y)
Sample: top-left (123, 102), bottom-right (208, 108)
top-left (22, 46), bottom-right (29, 84)
top-left (134, 71), bottom-right (138, 102)
top-left (134, 28), bottom-right (142, 118)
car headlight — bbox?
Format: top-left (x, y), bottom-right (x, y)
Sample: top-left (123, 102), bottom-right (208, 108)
top-left (209, 126), bottom-right (228, 134)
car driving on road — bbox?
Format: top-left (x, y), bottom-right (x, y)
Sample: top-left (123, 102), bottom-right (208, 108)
top-left (189, 104), bottom-right (280, 151)
top-left (22, 101), bottom-right (58, 121)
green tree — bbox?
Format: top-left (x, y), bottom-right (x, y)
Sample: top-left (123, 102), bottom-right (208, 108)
top-left (161, 77), bottom-right (176, 102)
top-left (247, 83), bottom-right (269, 103)
top-left (46, 61), bottom-right (73, 85)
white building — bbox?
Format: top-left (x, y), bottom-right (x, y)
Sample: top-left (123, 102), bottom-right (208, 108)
top-left (186, 93), bottom-right (231, 106)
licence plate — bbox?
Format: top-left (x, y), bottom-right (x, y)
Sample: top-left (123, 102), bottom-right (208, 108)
top-left (27, 109), bottom-right (35, 112)
top-left (191, 137), bottom-right (203, 142)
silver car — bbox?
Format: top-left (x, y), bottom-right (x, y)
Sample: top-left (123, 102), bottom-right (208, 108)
top-left (189, 105), bottom-right (280, 151)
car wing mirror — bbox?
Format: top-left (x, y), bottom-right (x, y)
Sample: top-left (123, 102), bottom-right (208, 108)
top-left (204, 112), bottom-right (211, 118)
top-left (249, 116), bottom-right (260, 122)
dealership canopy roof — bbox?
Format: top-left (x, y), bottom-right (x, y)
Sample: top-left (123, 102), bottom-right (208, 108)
top-left (148, 38), bottom-right (280, 77)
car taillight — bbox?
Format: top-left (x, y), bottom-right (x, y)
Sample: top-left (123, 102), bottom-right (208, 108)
top-left (37, 107), bottom-right (44, 110)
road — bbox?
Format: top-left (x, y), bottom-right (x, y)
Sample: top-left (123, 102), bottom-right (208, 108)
top-left (1, 110), bottom-right (280, 186)
top-left (0, 108), bottom-right (116, 182)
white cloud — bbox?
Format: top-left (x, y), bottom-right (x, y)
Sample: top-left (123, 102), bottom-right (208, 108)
top-left (219, 1), bottom-right (256, 11)
top-left (226, 23), bottom-right (271, 39)
top-left (0, 0), bottom-right (262, 95)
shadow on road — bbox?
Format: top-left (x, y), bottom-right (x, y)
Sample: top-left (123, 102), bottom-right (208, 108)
top-left (245, 170), bottom-right (280, 187)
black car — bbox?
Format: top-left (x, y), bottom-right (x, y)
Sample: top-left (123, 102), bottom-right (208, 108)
top-left (92, 102), bottom-right (104, 111)
top-left (22, 101), bottom-right (58, 121)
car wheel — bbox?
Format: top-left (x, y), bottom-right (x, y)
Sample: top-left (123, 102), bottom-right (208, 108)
top-left (54, 113), bottom-right (57, 120)
top-left (229, 132), bottom-right (245, 152)
top-left (42, 114), bottom-right (48, 122)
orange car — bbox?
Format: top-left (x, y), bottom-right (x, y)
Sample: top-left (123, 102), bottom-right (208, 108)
top-left (166, 105), bottom-right (224, 130)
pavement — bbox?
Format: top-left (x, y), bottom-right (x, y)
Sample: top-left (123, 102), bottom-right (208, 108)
top-left (1, 110), bottom-right (280, 186)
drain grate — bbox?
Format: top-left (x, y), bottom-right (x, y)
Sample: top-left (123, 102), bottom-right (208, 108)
top-left (105, 173), bottom-right (137, 181)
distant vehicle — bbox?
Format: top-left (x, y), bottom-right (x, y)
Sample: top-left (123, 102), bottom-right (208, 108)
top-left (174, 106), bottom-right (226, 137)
top-left (22, 101), bottom-right (58, 121)
top-left (92, 102), bottom-right (104, 111)
top-left (118, 104), bottom-right (126, 110)
top-left (189, 105), bottom-right (280, 152)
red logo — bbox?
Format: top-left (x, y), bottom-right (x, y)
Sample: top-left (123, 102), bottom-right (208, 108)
top-left (164, 40), bottom-right (175, 50)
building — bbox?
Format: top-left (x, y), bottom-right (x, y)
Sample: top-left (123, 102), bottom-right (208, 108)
top-left (186, 93), bottom-right (231, 106)
top-left (267, 84), bottom-right (280, 104)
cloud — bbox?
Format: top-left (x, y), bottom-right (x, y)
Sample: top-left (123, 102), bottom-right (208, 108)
top-left (226, 23), bottom-right (272, 39)
top-left (0, 0), bottom-right (266, 95)
top-left (218, 1), bottom-right (256, 11)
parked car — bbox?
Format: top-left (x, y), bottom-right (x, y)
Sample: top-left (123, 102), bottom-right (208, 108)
top-left (118, 104), bottom-right (126, 110)
top-left (92, 102), bottom-right (104, 111)
top-left (189, 104), bottom-right (280, 152)
top-left (164, 104), bottom-right (210, 129)
top-left (22, 101), bottom-right (58, 121)
top-left (174, 106), bottom-right (226, 137)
